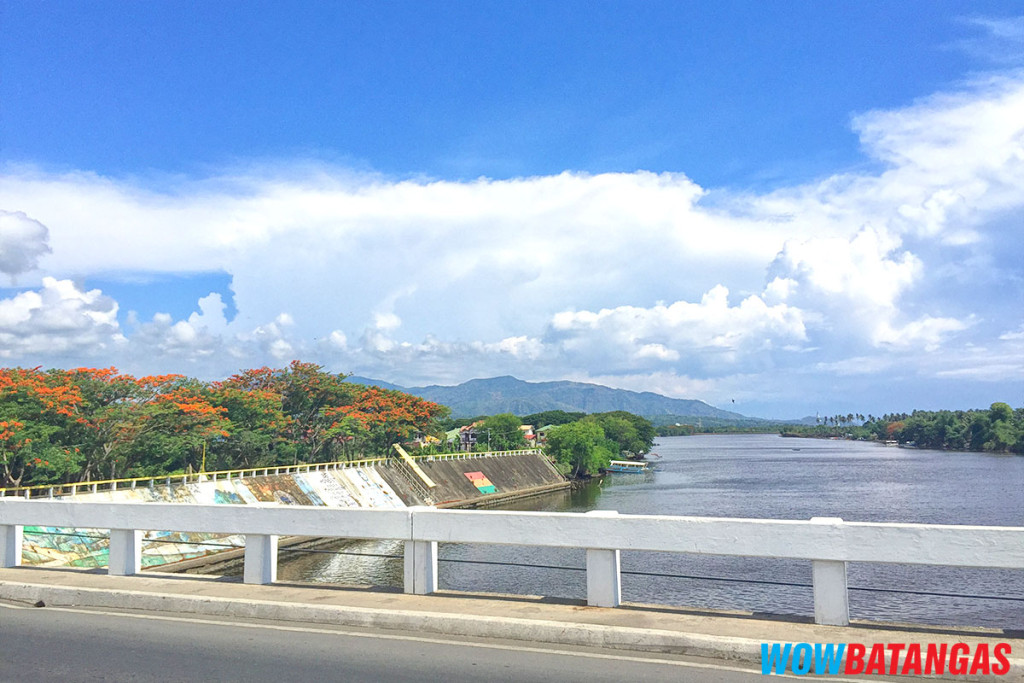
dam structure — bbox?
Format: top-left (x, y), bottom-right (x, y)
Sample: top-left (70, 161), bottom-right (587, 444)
top-left (5, 449), bottom-right (567, 570)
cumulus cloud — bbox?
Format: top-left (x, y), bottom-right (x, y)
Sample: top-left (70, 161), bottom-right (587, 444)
top-left (0, 278), bottom-right (123, 358)
top-left (0, 210), bottom-right (52, 281)
top-left (548, 285), bottom-right (807, 374)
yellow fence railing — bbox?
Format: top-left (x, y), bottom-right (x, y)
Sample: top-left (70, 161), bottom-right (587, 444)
top-left (0, 449), bottom-right (543, 500)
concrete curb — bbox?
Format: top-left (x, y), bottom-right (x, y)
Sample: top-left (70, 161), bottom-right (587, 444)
top-left (0, 580), bottom-right (762, 663)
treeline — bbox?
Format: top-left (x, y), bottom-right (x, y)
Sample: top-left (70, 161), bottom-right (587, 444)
top-left (781, 403), bottom-right (1023, 454)
top-left (0, 362), bottom-right (448, 488)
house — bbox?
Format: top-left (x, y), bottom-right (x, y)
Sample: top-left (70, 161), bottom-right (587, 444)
top-left (519, 424), bottom-right (536, 443)
top-left (534, 425), bottom-right (557, 445)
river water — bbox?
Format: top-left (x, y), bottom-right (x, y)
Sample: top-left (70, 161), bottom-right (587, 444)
top-left (276, 434), bottom-right (1024, 629)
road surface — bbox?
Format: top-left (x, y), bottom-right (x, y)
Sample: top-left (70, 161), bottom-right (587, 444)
top-left (0, 601), bottom-right (812, 682)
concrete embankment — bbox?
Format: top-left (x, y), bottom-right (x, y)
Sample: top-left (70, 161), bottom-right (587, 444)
top-left (376, 452), bottom-right (567, 507)
top-left (20, 451), bottom-right (568, 570)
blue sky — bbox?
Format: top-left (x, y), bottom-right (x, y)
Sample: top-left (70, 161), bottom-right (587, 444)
top-left (1, 2), bottom-right (1023, 418)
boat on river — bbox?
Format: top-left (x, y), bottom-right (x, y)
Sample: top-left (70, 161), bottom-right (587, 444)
top-left (605, 460), bottom-right (652, 473)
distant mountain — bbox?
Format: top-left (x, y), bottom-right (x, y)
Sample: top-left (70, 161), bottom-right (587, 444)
top-left (347, 376), bottom-right (406, 392)
top-left (346, 374), bottom-right (752, 420)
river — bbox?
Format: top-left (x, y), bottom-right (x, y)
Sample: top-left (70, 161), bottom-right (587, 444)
top-left (275, 434), bottom-right (1024, 629)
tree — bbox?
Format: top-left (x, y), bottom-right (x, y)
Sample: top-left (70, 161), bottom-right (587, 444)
top-left (0, 367), bottom-right (84, 487)
top-left (520, 410), bottom-right (585, 427)
top-left (477, 413), bottom-right (527, 451)
top-left (208, 383), bottom-right (287, 469)
top-left (218, 361), bottom-right (360, 463)
top-left (68, 370), bottom-right (230, 479)
top-left (275, 361), bottom-right (358, 462)
top-left (544, 420), bottom-right (616, 478)
top-left (985, 402), bottom-right (1018, 452)
top-left (591, 411), bottom-right (655, 458)
top-left (330, 385), bottom-right (448, 455)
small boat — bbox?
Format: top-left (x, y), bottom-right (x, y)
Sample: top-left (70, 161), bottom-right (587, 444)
top-left (605, 460), bottom-right (651, 473)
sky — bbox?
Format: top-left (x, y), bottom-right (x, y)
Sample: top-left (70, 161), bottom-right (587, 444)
top-left (1, 2), bottom-right (1023, 419)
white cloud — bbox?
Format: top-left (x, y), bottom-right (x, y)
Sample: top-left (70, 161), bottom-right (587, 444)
top-left (0, 277), bottom-right (123, 358)
top-left (188, 293), bottom-right (229, 332)
top-left (479, 335), bottom-right (544, 360)
top-left (872, 315), bottom-right (970, 351)
top-left (999, 324), bottom-right (1024, 341)
top-left (770, 226), bottom-right (919, 309)
top-left (0, 210), bottom-right (51, 281)
top-left (548, 285), bottom-right (807, 374)
top-left (635, 343), bottom-right (680, 362)
top-left (327, 330), bottom-right (348, 348)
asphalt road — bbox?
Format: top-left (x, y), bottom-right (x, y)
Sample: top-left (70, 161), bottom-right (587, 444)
top-left (0, 602), bottom-right (785, 683)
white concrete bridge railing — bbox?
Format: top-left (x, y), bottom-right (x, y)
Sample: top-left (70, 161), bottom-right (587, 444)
top-left (1, 500), bottom-right (1022, 626)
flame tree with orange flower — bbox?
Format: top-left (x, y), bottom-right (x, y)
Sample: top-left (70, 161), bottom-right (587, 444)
top-left (0, 362), bottom-right (453, 487)
top-left (329, 385), bottom-right (448, 455)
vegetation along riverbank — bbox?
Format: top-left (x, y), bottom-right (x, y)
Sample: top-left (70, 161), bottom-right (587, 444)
top-left (779, 403), bottom-right (1023, 454)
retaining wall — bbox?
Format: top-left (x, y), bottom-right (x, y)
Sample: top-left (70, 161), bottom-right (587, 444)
top-left (20, 452), bottom-right (567, 569)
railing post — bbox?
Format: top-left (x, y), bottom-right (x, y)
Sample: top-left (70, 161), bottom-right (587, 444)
top-left (404, 507), bottom-right (437, 595)
top-left (243, 534), bottom-right (278, 584)
top-left (585, 510), bottom-right (622, 607)
top-left (810, 517), bottom-right (850, 626)
top-left (108, 529), bottom-right (142, 576)
top-left (1, 524), bottom-right (24, 567)
top-left (403, 540), bottom-right (438, 595)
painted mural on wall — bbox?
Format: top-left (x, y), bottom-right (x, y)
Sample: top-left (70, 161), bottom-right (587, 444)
top-left (464, 471), bottom-right (498, 494)
top-left (23, 466), bottom-right (407, 569)
top-left (21, 526), bottom-right (248, 569)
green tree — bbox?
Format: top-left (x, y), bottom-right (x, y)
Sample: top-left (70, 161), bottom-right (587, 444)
top-left (477, 413), bottom-right (527, 451)
top-left (985, 402), bottom-right (1018, 452)
top-left (591, 411), bottom-right (655, 457)
top-left (544, 420), bottom-right (616, 477)
top-left (520, 410), bottom-right (585, 427)
top-left (208, 383), bottom-right (287, 469)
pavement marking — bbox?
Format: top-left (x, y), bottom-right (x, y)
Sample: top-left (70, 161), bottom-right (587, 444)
top-left (0, 603), bottom-right (882, 681)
